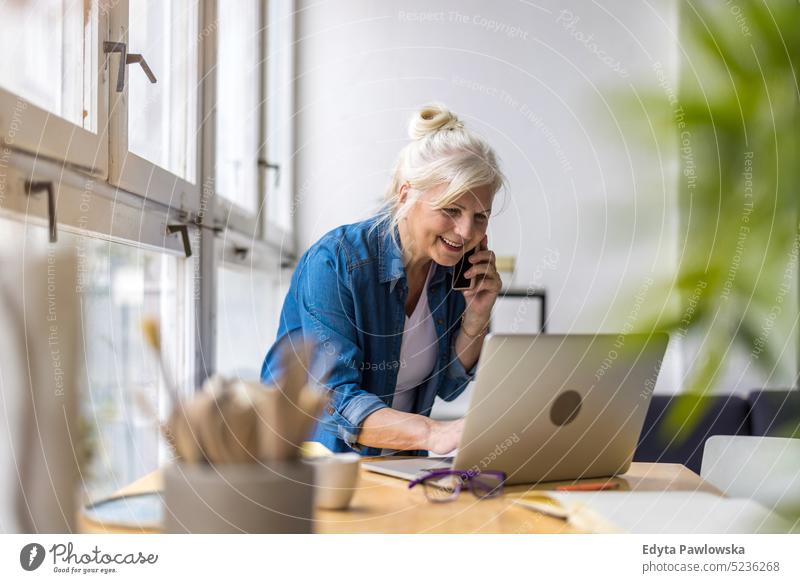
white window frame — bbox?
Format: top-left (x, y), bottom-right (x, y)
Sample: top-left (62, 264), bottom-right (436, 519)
top-left (210, 229), bottom-right (284, 375)
top-left (201, 0), bottom-right (262, 236)
top-left (0, 2), bottom-right (108, 177)
top-left (0, 147), bottom-right (198, 500)
top-left (107, 0), bottom-right (204, 212)
top-left (261, 0), bottom-right (296, 255)
top-left (202, 0), bottom-right (297, 252)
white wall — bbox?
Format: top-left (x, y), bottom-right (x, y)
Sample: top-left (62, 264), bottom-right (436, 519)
top-left (292, 0), bottom-right (684, 392)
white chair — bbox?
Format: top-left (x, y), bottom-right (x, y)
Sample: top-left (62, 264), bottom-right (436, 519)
top-left (701, 435), bottom-right (800, 517)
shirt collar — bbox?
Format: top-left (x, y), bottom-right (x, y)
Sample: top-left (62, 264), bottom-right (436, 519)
top-left (377, 222), bottom-right (453, 292)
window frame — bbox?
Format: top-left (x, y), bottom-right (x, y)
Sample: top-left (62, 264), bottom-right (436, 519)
top-left (203, 0), bottom-right (266, 238)
top-left (1, 0), bottom-right (297, 387)
top-left (0, 147), bottom-right (198, 501)
top-left (0, 0), bottom-right (304, 501)
top-left (0, 1), bottom-right (109, 177)
top-left (201, 0), bottom-right (262, 237)
top-left (107, 0), bottom-right (204, 212)
top-left (212, 229), bottom-right (284, 379)
top-left (201, 0), bottom-right (297, 252)
top-left (261, 0), bottom-right (296, 255)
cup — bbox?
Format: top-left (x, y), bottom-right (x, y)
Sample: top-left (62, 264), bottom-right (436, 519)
top-left (307, 453), bottom-right (361, 510)
top-left (163, 461), bottom-right (314, 533)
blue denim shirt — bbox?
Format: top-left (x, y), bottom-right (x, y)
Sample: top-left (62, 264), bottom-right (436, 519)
top-left (260, 215), bottom-right (476, 456)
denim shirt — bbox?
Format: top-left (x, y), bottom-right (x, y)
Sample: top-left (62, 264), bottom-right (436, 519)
top-left (260, 215), bottom-right (476, 456)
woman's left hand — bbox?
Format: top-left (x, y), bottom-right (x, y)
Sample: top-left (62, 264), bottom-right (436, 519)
top-left (460, 235), bottom-right (502, 331)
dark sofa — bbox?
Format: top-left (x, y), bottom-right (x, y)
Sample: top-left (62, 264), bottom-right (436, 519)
top-left (634, 389), bottom-right (800, 474)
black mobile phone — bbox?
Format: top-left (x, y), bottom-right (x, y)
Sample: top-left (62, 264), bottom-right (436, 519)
top-left (452, 247), bottom-right (476, 291)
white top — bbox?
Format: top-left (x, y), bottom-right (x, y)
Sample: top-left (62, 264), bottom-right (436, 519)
top-left (391, 262), bottom-right (438, 413)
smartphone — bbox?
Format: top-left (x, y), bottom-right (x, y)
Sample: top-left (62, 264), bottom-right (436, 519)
top-left (452, 247), bottom-right (476, 291)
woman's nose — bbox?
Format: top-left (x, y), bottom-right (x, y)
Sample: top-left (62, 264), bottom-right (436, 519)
top-left (454, 217), bottom-right (475, 243)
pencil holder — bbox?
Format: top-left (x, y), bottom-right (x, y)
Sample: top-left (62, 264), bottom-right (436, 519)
top-left (163, 461), bottom-right (314, 533)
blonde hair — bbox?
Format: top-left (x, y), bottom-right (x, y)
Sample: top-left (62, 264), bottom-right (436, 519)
top-left (372, 103), bottom-right (505, 245)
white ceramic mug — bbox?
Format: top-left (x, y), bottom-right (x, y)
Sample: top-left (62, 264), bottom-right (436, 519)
top-left (307, 453), bottom-right (361, 510)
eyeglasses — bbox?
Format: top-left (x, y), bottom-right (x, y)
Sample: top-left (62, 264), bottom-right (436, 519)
top-left (408, 469), bottom-right (506, 503)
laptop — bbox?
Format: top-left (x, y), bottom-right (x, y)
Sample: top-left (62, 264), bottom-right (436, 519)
top-left (362, 333), bottom-right (668, 486)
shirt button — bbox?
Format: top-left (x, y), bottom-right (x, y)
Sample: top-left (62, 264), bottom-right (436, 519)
top-left (326, 405), bottom-right (335, 415)
top-left (436, 319), bottom-right (443, 325)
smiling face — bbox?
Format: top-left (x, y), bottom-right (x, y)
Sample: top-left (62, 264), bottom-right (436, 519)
top-left (399, 183), bottom-right (494, 268)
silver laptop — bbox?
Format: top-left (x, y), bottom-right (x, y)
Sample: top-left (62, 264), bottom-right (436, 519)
top-left (363, 333), bottom-right (668, 486)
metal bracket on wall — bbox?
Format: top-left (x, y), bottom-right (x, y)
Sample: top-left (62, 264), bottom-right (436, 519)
top-left (24, 181), bottom-right (57, 243)
top-left (104, 41), bottom-right (157, 92)
top-left (258, 159), bottom-right (281, 187)
top-left (232, 246), bottom-right (250, 261)
top-left (167, 224), bottom-right (192, 258)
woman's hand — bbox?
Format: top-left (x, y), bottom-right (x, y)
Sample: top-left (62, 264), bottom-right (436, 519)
top-left (461, 235), bottom-right (502, 333)
top-left (426, 418), bottom-right (465, 455)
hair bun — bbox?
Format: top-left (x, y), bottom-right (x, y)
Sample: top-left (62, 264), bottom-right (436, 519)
top-left (408, 103), bottom-right (464, 140)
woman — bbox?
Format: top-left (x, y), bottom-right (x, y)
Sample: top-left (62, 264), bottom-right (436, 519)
top-left (261, 104), bottom-right (505, 456)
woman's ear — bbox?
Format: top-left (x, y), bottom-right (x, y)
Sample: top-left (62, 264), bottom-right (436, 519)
top-left (398, 182), bottom-right (409, 204)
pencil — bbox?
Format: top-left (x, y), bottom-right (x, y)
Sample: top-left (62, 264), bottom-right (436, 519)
top-left (555, 481), bottom-right (620, 492)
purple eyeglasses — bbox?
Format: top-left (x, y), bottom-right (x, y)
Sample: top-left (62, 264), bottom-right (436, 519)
top-left (408, 469), bottom-right (507, 502)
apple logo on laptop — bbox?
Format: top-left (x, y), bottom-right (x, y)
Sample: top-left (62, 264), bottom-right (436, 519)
top-left (550, 390), bottom-right (582, 426)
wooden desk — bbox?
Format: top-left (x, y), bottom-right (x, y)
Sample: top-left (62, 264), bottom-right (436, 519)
top-left (79, 462), bottom-right (721, 534)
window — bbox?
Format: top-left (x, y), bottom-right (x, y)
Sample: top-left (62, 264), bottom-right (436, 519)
top-left (214, 0), bottom-right (261, 218)
top-left (215, 234), bottom-right (284, 379)
top-left (80, 236), bottom-right (194, 502)
top-left (107, 0), bottom-right (201, 209)
top-left (0, 195), bottom-right (196, 504)
top-left (0, 0), bottom-right (106, 173)
top-left (128, 0), bottom-right (199, 181)
top-left (263, 0), bottom-right (295, 246)
top-left (0, 0), bottom-right (297, 511)
top-left (0, 1), bottom-right (87, 128)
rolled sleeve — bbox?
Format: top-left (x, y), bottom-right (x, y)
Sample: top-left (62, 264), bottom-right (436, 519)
top-left (296, 242), bottom-right (386, 452)
top-left (334, 393), bottom-right (388, 451)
